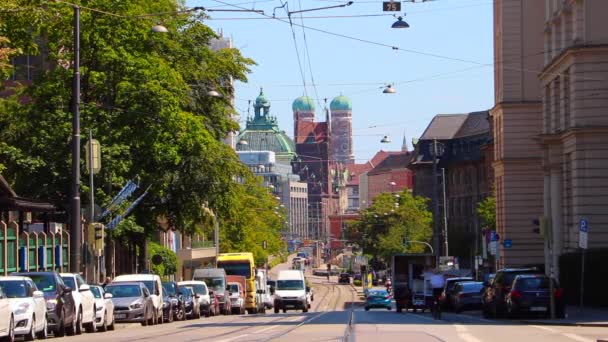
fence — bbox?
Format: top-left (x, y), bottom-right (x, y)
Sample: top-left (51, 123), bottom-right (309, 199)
top-left (0, 220), bottom-right (70, 275)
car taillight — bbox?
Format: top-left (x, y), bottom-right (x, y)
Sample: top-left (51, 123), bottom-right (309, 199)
top-left (385, 295), bottom-right (392, 299)
top-left (510, 290), bottom-right (522, 299)
top-left (458, 293), bottom-right (464, 298)
top-left (554, 288), bottom-right (563, 299)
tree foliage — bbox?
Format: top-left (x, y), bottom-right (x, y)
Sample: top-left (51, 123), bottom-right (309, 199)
top-left (348, 190), bottom-right (433, 262)
top-left (148, 241), bottom-right (178, 279)
top-left (0, 0), bottom-right (286, 263)
top-left (476, 195), bottom-right (496, 230)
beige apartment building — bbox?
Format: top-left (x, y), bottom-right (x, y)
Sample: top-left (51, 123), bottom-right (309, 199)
top-left (491, 0), bottom-right (546, 267)
top-left (493, 0), bottom-right (608, 273)
top-left (539, 0), bottom-right (608, 275)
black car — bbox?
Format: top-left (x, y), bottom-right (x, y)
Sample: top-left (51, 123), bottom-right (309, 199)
top-left (338, 273), bottom-right (350, 284)
top-left (440, 277), bottom-right (474, 310)
top-left (178, 286), bottom-right (200, 319)
top-left (450, 282), bottom-right (484, 313)
top-left (482, 268), bottom-right (538, 318)
top-left (17, 272), bottom-right (77, 337)
top-left (162, 282), bottom-right (185, 322)
top-left (505, 274), bottom-right (565, 318)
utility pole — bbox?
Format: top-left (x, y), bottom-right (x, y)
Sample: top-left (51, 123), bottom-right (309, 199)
top-left (431, 140), bottom-right (440, 266)
top-left (70, 5), bottom-right (82, 274)
top-left (442, 168), bottom-right (449, 257)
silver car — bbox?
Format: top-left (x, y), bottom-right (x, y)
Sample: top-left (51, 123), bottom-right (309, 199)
top-left (105, 282), bottom-right (154, 326)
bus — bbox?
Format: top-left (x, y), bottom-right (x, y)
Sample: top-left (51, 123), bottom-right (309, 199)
top-left (217, 253), bottom-right (263, 314)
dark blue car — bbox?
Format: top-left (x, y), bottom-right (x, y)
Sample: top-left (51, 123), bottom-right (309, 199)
top-left (365, 289), bottom-right (392, 311)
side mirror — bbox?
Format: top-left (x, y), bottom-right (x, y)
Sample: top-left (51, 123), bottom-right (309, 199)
top-left (195, 294), bottom-right (200, 299)
top-left (33, 290), bottom-right (44, 299)
top-left (79, 284), bottom-right (91, 292)
top-left (306, 286), bottom-right (310, 293)
top-left (256, 289), bottom-right (263, 294)
top-left (64, 287), bottom-right (73, 293)
top-left (104, 293), bottom-right (113, 299)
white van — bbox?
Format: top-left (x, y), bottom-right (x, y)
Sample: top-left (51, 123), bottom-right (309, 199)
top-left (112, 274), bottom-right (164, 324)
top-left (273, 270), bottom-right (308, 313)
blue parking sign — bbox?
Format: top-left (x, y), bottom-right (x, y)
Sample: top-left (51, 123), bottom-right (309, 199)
top-left (580, 219), bottom-right (588, 233)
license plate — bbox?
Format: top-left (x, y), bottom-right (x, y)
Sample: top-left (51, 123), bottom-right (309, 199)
top-left (530, 307), bottom-right (546, 312)
top-left (116, 314), bottom-right (127, 319)
top-left (285, 305), bottom-right (294, 308)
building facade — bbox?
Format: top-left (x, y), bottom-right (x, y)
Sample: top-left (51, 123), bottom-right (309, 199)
top-left (366, 152), bottom-right (414, 205)
top-left (491, 0), bottom-right (545, 267)
top-left (538, 0), bottom-right (608, 276)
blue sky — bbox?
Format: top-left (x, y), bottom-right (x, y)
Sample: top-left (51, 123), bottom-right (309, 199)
top-left (187, 0), bottom-right (494, 161)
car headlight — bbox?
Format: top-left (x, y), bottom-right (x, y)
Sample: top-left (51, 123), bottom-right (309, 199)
top-left (130, 302), bottom-right (143, 309)
top-left (298, 295), bottom-right (306, 301)
top-left (96, 306), bottom-right (103, 311)
top-left (46, 299), bottom-right (58, 311)
top-left (15, 302), bottom-right (31, 315)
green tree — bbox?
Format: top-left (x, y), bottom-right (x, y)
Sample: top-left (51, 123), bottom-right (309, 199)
top-left (476, 195), bottom-right (496, 230)
top-left (348, 190), bottom-right (433, 262)
top-left (148, 241), bottom-right (178, 279)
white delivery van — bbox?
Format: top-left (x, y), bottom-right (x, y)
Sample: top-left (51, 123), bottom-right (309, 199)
top-left (273, 270), bottom-right (308, 313)
top-left (112, 274), bottom-right (164, 324)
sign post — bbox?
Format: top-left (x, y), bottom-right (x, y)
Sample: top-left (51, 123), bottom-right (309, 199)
top-left (579, 219), bottom-right (588, 307)
top-left (382, 0), bottom-right (401, 12)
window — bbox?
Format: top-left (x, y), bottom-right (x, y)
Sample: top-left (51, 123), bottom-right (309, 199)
top-left (553, 77), bottom-right (561, 133)
top-left (544, 86), bottom-right (551, 134)
top-left (564, 69), bottom-right (570, 129)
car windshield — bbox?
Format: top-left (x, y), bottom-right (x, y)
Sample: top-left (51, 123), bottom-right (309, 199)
top-left (203, 278), bottom-right (225, 291)
top-left (163, 282), bottom-right (177, 296)
top-left (90, 287), bottom-right (102, 299)
top-left (217, 262), bottom-right (251, 279)
top-left (277, 280), bottom-right (304, 291)
top-left (504, 271), bottom-right (536, 286)
top-left (267, 280), bottom-right (276, 287)
top-left (518, 278), bottom-right (550, 290)
top-left (61, 277), bottom-right (76, 290)
top-left (178, 287), bottom-right (192, 297)
top-left (461, 283), bottom-right (484, 292)
top-left (192, 284), bottom-right (207, 295)
top-left (27, 274), bottom-right (56, 293)
top-left (369, 290), bottom-right (387, 297)
top-left (105, 285), bottom-right (142, 298)
top-left (0, 281), bottom-right (28, 298)
top-left (227, 284), bottom-right (239, 293)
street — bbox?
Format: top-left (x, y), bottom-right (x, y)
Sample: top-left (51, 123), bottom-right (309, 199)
top-left (47, 272), bottom-right (607, 342)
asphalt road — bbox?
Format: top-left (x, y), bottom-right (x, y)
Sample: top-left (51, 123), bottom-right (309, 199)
top-left (44, 258), bottom-right (608, 342)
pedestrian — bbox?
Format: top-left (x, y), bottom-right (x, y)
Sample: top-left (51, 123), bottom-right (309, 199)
top-left (101, 276), bottom-right (112, 289)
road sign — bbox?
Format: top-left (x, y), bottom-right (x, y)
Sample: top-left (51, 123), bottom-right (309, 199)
top-left (490, 230), bottom-right (500, 242)
top-left (489, 241), bottom-right (498, 255)
top-left (382, 1), bottom-right (401, 11)
top-left (85, 138), bottom-right (101, 174)
top-left (579, 219), bottom-right (588, 249)
top-left (503, 239), bottom-right (512, 249)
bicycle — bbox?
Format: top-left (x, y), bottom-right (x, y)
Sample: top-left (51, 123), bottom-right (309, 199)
top-left (431, 289), bottom-right (442, 320)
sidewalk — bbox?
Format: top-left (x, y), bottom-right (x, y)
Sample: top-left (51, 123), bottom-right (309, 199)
top-left (520, 306), bottom-right (608, 327)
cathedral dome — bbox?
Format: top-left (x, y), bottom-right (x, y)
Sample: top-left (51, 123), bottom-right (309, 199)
top-left (330, 95), bottom-right (352, 111)
top-left (292, 96), bottom-right (316, 112)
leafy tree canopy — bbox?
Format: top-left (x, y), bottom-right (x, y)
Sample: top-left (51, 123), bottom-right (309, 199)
top-left (476, 195), bottom-right (495, 230)
top-left (347, 190), bottom-right (433, 262)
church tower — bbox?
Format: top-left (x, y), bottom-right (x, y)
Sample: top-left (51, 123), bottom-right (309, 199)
top-left (329, 95), bottom-right (354, 164)
top-left (292, 96), bottom-right (316, 142)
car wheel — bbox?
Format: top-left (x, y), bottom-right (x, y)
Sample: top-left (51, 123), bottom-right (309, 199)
top-left (99, 311), bottom-right (108, 332)
top-left (203, 307), bottom-right (210, 318)
top-left (282, 308), bottom-right (287, 313)
top-left (66, 311), bottom-right (77, 336)
top-left (75, 309), bottom-right (83, 335)
top-left (55, 310), bottom-right (66, 337)
top-left (85, 307), bottom-right (97, 333)
top-left (36, 316), bottom-right (48, 340)
top-left (24, 315), bottom-right (35, 341)
top-left (364, 306), bottom-right (370, 311)
top-left (387, 305), bottom-right (392, 311)
top-left (274, 307), bottom-right (279, 314)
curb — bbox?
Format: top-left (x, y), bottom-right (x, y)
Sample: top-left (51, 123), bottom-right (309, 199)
top-left (519, 320), bottom-right (608, 328)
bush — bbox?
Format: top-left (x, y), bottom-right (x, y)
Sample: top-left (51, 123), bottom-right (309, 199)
top-left (353, 279), bottom-right (362, 286)
top-left (148, 242), bottom-right (178, 279)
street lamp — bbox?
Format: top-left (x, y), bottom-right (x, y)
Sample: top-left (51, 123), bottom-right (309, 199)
top-left (391, 16), bottom-right (410, 29)
top-left (430, 139), bottom-right (445, 265)
top-left (383, 84), bottom-right (397, 94)
top-left (381, 135), bottom-right (392, 143)
top-left (207, 89), bottom-right (222, 98)
top-left (237, 138), bottom-right (248, 146)
top-left (151, 24), bottom-right (169, 33)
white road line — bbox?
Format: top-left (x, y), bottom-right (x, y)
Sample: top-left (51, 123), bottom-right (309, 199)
top-left (214, 334), bottom-right (249, 342)
top-left (454, 324), bottom-right (467, 332)
top-left (459, 333), bottom-right (485, 342)
top-left (562, 333), bottom-right (595, 342)
top-left (252, 325), bottom-right (278, 334)
top-left (531, 325), bottom-right (559, 333)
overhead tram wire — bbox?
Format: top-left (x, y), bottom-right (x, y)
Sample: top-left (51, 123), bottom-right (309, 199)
top-left (297, 0), bottom-right (323, 110)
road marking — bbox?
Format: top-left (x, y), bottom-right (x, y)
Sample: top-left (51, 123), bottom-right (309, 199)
top-left (215, 334), bottom-right (249, 342)
top-left (454, 324), bottom-right (467, 332)
top-left (531, 325), bottom-right (559, 333)
top-left (253, 325), bottom-right (278, 334)
top-left (562, 333), bottom-right (595, 342)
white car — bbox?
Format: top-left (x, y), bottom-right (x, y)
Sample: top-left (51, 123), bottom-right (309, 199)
top-left (177, 281), bottom-right (210, 317)
top-left (90, 285), bottom-right (115, 332)
top-left (60, 273), bottom-right (97, 333)
top-left (0, 285), bottom-right (15, 341)
top-left (113, 274), bottom-right (164, 324)
top-left (0, 276), bottom-right (48, 340)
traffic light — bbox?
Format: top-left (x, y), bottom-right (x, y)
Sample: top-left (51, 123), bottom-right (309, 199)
top-left (93, 223), bottom-right (105, 252)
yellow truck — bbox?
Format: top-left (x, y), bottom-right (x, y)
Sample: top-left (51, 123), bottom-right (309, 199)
top-left (217, 253), bottom-right (265, 314)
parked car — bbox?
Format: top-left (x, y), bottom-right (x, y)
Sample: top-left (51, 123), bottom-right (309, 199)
top-left (364, 289), bottom-right (392, 311)
top-left (112, 274), bottom-right (164, 324)
top-left (105, 282), bottom-right (154, 326)
top-left (439, 277), bottom-right (473, 310)
top-left (177, 286), bottom-right (200, 319)
top-left (338, 273), bottom-right (350, 284)
top-left (162, 282), bottom-right (185, 322)
top-left (227, 282), bottom-right (245, 315)
top-left (178, 281), bottom-right (211, 317)
top-left (193, 269), bottom-right (231, 315)
top-left (61, 273), bottom-right (97, 333)
top-left (0, 285), bottom-right (15, 342)
top-left (450, 281), bottom-right (484, 313)
top-left (505, 274), bottom-right (565, 318)
top-left (17, 271), bottom-right (77, 337)
top-left (353, 274), bottom-right (362, 281)
top-left (482, 268), bottom-right (538, 318)
top-left (89, 285), bottom-right (115, 331)
top-left (264, 285), bottom-right (274, 310)
top-left (0, 276), bottom-right (46, 340)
